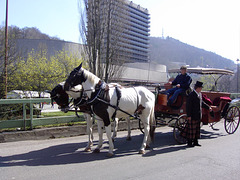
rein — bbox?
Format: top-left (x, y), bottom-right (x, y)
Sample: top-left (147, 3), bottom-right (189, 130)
top-left (87, 87), bottom-right (103, 105)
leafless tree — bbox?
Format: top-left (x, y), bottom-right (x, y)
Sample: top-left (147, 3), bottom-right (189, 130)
top-left (78, 0), bottom-right (128, 82)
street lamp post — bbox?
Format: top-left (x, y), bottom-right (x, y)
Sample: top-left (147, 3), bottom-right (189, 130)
top-left (4, 0), bottom-right (9, 99)
top-left (237, 59), bottom-right (239, 93)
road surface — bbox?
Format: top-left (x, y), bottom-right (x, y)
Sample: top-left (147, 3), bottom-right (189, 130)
top-left (0, 120), bottom-right (240, 180)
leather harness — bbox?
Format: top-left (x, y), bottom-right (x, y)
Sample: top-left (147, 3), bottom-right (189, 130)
top-left (85, 81), bottom-right (142, 121)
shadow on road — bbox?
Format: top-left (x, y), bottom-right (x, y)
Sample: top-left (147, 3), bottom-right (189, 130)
top-left (0, 128), bottom-right (226, 167)
top-left (200, 128), bottom-right (226, 139)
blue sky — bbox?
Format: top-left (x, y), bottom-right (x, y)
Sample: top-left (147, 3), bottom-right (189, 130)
top-left (0, 0), bottom-right (240, 62)
top-left (0, 0), bottom-right (80, 41)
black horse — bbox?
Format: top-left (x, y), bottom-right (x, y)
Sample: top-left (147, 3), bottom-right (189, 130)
top-left (49, 82), bottom-right (94, 151)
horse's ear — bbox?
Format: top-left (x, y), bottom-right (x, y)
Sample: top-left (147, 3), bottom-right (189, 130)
top-left (76, 63), bottom-right (82, 71)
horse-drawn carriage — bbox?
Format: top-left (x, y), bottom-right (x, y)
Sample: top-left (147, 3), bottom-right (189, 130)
top-left (50, 65), bottom-right (239, 156)
top-left (154, 67), bottom-right (240, 144)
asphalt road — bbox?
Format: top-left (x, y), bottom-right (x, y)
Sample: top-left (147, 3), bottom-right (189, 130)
top-left (0, 120), bottom-right (240, 180)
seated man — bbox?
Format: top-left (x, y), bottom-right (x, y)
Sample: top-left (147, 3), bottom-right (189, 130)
top-left (167, 66), bottom-right (192, 106)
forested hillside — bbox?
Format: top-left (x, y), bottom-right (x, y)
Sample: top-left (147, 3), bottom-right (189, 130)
top-left (3, 26), bottom-right (235, 70)
top-left (0, 26), bottom-right (238, 94)
top-left (149, 37), bottom-right (235, 70)
top-left (0, 26), bottom-right (61, 40)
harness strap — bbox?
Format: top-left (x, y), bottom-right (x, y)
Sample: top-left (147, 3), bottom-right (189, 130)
top-left (111, 86), bottom-right (121, 120)
top-left (85, 82), bottom-right (141, 120)
top-left (87, 88), bottom-right (103, 105)
top-left (96, 98), bottom-right (140, 120)
top-left (132, 87), bottom-right (139, 116)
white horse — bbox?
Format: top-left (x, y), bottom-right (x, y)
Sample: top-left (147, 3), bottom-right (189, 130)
top-left (64, 63), bottom-right (156, 156)
top-left (65, 82), bottom-right (132, 143)
top-left (50, 82), bottom-right (131, 152)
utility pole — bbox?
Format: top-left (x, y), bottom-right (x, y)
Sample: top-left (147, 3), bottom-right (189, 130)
top-left (4, 0), bottom-right (9, 99)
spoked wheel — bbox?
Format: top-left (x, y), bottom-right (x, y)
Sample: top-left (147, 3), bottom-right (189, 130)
top-left (173, 114), bottom-right (188, 144)
top-left (224, 105), bottom-right (240, 134)
top-left (139, 119), bottom-right (144, 134)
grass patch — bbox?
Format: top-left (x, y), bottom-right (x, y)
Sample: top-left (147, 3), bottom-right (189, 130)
top-left (0, 121), bottom-right (87, 133)
top-left (0, 111), bottom-right (87, 133)
top-left (34, 121), bottom-right (87, 129)
top-left (41, 111), bottom-right (81, 117)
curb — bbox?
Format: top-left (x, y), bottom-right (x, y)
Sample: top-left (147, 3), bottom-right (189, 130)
top-left (0, 119), bottom-right (140, 143)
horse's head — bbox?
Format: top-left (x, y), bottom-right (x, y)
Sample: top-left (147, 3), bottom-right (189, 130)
top-left (50, 83), bottom-right (70, 112)
top-left (64, 63), bottom-right (87, 91)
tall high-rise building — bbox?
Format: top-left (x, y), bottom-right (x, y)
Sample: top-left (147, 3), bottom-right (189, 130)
top-left (86, 0), bottom-right (150, 66)
top-left (122, 0), bottom-right (150, 63)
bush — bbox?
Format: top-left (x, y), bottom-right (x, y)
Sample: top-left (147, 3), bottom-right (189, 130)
top-left (0, 104), bottom-right (41, 120)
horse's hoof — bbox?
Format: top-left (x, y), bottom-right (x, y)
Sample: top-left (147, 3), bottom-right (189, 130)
top-left (107, 152), bottom-right (114, 158)
top-left (93, 148), bottom-right (100, 153)
top-left (145, 145), bottom-right (150, 149)
top-left (138, 150), bottom-right (145, 154)
top-left (126, 137), bottom-right (132, 141)
top-left (84, 147), bottom-right (91, 152)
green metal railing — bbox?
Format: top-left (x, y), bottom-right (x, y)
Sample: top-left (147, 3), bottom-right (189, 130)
top-left (0, 98), bottom-right (84, 130)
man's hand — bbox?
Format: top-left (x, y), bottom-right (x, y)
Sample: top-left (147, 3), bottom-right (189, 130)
top-left (209, 106), bottom-right (213, 112)
top-left (169, 82), bottom-right (172, 85)
top-left (176, 84), bottom-right (180, 88)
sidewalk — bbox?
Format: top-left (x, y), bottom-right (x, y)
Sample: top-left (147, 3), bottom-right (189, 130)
top-left (0, 119), bottom-right (139, 143)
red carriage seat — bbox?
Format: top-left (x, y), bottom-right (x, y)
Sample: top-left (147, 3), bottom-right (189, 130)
top-left (201, 95), bottom-right (231, 124)
top-left (213, 97), bottom-right (231, 106)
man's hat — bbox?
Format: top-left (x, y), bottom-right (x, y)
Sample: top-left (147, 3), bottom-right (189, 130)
top-left (180, 65), bottom-right (187, 70)
top-left (195, 81), bottom-right (203, 88)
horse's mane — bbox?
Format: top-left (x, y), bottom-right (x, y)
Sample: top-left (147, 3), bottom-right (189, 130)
top-left (59, 81), bottom-right (82, 91)
top-left (83, 68), bottom-right (100, 85)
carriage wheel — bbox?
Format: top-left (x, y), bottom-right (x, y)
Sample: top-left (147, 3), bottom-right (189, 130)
top-left (173, 114), bottom-right (187, 144)
top-left (139, 119), bottom-right (144, 134)
top-left (224, 106), bottom-right (240, 134)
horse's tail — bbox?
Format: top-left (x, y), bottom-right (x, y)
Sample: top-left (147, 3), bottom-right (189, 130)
top-left (149, 102), bottom-right (156, 142)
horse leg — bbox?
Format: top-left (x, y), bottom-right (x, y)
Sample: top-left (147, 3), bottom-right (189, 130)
top-left (105, 124), bottom-right (114, 157)
top-left (84, 114), bottom-right (93, 152)
top-left (146, 106), bottom-right (156, 149)
top-left (93, 119), bottom-right (104, 153)
top-left (146, 134), bottom-right (151, 149)
top-left (139, 114), bottom-right (150, 154)
top-left (126, 117), bottom-right (132, 141)
top-left (112, 118), bottom-right (119, 142)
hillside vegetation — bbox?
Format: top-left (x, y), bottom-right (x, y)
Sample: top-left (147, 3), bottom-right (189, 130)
top-left (149, 37), bottom-right (235, 70)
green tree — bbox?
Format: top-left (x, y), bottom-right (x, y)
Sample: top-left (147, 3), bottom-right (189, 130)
top-left (0, 26), bottom-right (23, 98)
top-left (200, 75), bottom-right (217, 91)
top-left (11, 49), bottom-right (54, 94)
top-left (52, 49), bottom-right (84, 78)
top-left (11, 49), bottom-right (83, 94)
top-left (0, 25), bottom-right (77, 98)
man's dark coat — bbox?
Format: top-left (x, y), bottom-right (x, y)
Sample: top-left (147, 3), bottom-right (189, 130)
top-left (181, 90), bottom-right (210, 140)
top-left (187, 90), bottom-right (210, 120)
top-left (172, 73), bottom-right (192, 90)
